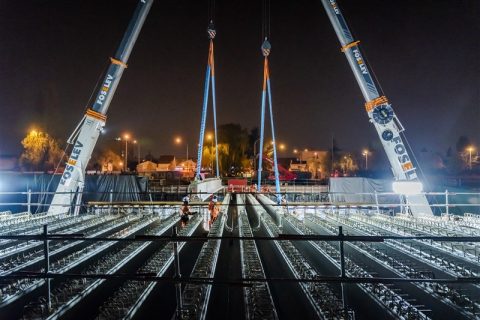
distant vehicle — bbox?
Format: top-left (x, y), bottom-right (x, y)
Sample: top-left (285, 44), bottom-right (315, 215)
top-left (262, 156), bottom-right (296, 181)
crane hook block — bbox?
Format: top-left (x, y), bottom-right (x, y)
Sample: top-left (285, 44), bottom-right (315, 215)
top-left (261, 39), bottom-right (271, 57)
top-left (207, 22), bottom-right (216, 39)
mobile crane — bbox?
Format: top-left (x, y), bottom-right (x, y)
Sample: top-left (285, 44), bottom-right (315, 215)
top-left (48, 0), bottom-right (154, 214)
top-left (320, 0), bottom-right (433, 216)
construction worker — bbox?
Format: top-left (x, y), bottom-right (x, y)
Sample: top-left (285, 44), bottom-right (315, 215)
top-left (208, 195), bottom-right (219, 226)
top-left (280, 195), bottom-right (289, 215)
top-left (180, 197), bottom-right (195, 226)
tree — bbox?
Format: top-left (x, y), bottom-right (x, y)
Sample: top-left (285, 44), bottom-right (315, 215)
top-left (20, 130), bottom-right (63, 171)
top-left (456, 135), bottom-right (471, 153)
top-left (216, 143), bottom-right (229, 175)
top-left (247, 127), bottom-right (259, 157)
top-left (339, 154), bottom-right (358, 175)
top-left (91, 149), bottom-right (123, 172)
top-left (443, 136), bottom-right (474, 173)
top-left (201, 145), bottom-right (215, 173)
top-left (218, 124), bottom-right (249, 175)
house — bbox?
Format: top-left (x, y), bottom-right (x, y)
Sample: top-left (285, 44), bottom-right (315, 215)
top-left (297, 150), bottom-right (329, 179)
top-left (157, 155), bottom-right (176, 172)
top-left (289, 160), bottom-right (308, 172)
top-left (177, 159), bottom-right (196, 172)
top-left (137, 160), bottom-right (158, 173)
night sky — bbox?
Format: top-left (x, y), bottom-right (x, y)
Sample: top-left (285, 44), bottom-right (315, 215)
top-left (0, 0), bottom-right (479, 161)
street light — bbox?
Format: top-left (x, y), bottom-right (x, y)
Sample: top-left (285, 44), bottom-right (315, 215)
top-left (123, 134), bottom-right (130, 172)
top-left (279, 143), bottom-right (285, 151)
top-left (206, 133), bottom-right (213, 174)
top-left (467, 146), bottom-right (475, 170)
top-left (362, 149), bottom-right (369, 170)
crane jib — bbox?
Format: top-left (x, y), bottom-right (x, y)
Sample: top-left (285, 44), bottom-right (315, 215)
top-left (60, 140), bottom-right (84, 186)
top-left (321, 0), bottom-right (433, 216)
top-left (48, 0), bottom-right (154, 215)
top-left (94, 74), bottom-right (114, 108)
top-left (392, 135), bottom-right (417, 180)
top-left (328, 0), bottom-right (354, 43)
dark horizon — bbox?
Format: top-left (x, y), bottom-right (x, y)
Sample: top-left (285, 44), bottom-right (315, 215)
top-left (0, 0), bottom-right (479, 163)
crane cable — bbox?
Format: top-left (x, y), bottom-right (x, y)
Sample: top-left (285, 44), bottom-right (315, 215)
top-left (257, 0), bottom-right (281, 203)
top-left (262, 0), bottom-right (270, 41)
top-left (196, 0), bottom-right (219, 180)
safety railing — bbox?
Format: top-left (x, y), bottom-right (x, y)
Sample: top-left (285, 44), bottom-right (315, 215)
top-left (2, 226), bottom-right (480, 317)
top-left (1, 189), bottom-right (480, 216)
top-left (1, 191), bottom-right (480, 318)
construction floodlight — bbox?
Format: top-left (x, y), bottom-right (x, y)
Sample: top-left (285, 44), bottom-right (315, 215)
top-left (392, 181), bottom-right (423, 195)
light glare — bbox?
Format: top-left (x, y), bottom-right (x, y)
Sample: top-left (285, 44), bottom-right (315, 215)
top-left (392, 181), bottom-right (423, 195)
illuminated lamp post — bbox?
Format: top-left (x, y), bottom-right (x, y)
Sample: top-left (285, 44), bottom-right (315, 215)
top-left (123, 134), bottom-right (130, 172)
top-left (467, 146), bottom-right (475, 170)
top-left (362, 149), bottom-right (369, 170)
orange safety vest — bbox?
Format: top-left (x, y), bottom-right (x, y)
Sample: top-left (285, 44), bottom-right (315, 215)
top-left (208, 201), bottom-right (215, 211)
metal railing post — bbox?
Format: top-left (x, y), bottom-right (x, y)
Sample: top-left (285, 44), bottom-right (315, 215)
top-left (109, 189), bottom-right (113, 214)
top-left (339, 226), bottom-right (346, 277)
top-left (27, 189), bottom-right (32, 214)
top-left (445, 189), bottom-right (449, 215)
top-left (43, 224), bottom-right (51, 311)
top-left (173, 226), bottom-right (183, 318)
top-left (339, 226), bottom-right (347, 312)
top-left (73, 183), bottom-right (84, 217)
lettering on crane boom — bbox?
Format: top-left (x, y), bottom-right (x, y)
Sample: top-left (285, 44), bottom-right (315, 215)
top-left (60, 140), bottom-right (84, 185)
top-left (329, 0), bottom-right (340, 14)
top-left (352, 48), bottom-right (368, 75)
top-left (392, 136), bottom-right (417, 180)
top-left (95, 74), bottom-right (114, 106)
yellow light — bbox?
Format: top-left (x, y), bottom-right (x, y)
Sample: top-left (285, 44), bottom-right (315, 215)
top-left (175, 137), bottom-right (182, 144)
top-left (124, 134), bottom-right (130, 140)
top-left (362, 149), bottom-right (369, 156)
top-left (279, 144), bottom-right (285, 150)
top-left (30, 130), bottom-right (38, 136)
top-left (467, 146), bottom-right (475, 152)
top-left (206, 133), bottom-right (213, 141)
top-left (304, 149), bottom-right (308, 152)
top-left (293, 149), bottom-right (298, 154)
top-left (133, 140), bottom-right (137, 144)
top-left (119, 162), bottom-right (123, 166)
